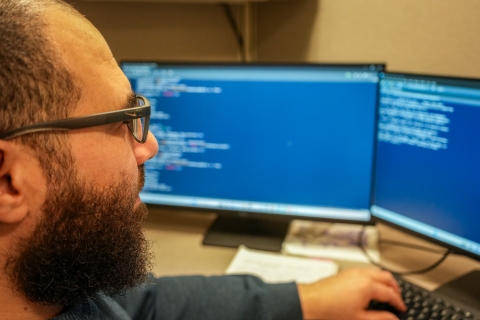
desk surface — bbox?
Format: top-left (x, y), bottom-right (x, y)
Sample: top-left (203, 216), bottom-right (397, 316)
top-left (143, 206), bottom-right (480, 291)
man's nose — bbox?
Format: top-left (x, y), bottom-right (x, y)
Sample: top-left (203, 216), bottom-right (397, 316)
top-left (135, 131), bottom-right (159, 165)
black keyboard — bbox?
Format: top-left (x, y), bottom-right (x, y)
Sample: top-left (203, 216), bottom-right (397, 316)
top-left (368, 276), bottom-right (479, 320)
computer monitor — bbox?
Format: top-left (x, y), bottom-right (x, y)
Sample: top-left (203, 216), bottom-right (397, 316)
top-left (372, 72), bottom-right (480, 302)
top-left (122, 62), bottom-right (382, 251)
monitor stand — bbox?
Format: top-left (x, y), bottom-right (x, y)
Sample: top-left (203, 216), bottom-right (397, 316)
top-left (202, 215), bottom-right (291, 252)
top-left (433, 270), bottom-right (480, 312)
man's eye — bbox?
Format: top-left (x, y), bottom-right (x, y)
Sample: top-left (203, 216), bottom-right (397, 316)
top-left (122, 121), bottom-right (132, 132)
top-left (109, 122), bottom-right (128, 133)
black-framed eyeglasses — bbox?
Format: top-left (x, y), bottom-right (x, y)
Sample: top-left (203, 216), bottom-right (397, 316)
top-left (0, 95), bottom-right (151, 143)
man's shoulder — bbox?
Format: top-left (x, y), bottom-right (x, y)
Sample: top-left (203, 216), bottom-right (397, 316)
top-left (51, 295), bottom-right (131, 320)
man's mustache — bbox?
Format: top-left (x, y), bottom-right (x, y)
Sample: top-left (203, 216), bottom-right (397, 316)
top-left (138, 164), bottom-right (145, 194)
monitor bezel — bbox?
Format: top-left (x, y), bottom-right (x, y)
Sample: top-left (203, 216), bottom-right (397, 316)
top-left (120, 60), bottom-right (386, 71)
top-left (146, 201), bottom-right (376, 226)
top-left (371, 214), bottom-right (480, 263)
top-left (372, 71), bottom-right (480, 263)
top-left (123, 61), bottom-right (385, 226)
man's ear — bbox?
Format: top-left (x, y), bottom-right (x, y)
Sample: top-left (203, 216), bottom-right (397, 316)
top-left (0, 141), bottom-right (29, 224)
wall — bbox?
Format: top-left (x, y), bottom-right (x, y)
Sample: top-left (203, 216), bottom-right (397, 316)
top-left (257, 0), bottom-right (480, 78)
top-left (71, 1), bottom-right (480, 79)
top-left (69, 1), bottom-right (243, 62)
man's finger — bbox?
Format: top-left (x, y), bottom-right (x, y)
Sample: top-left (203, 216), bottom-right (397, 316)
top-left (370, 283), bottom-right (407, 312)
top-left (372, 270), bottom-right (402, 294)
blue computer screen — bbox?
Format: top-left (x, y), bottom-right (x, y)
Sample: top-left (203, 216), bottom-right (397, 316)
top-left (372, 73), bottom-right (480, 258)
top-left (123, 63), bottom-right (381, 222)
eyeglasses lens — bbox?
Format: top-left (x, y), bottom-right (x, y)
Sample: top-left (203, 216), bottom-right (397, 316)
top-left (127, 96), bottom-right (147, 142)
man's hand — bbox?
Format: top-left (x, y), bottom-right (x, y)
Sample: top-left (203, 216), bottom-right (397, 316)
top-left (297, 268), bottom-right (407, 320)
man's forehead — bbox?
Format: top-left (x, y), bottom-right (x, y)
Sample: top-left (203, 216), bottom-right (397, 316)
top-left (42, 6), bottom-right (134, 116)
top-left (43, 6), bottom-right (108, 62)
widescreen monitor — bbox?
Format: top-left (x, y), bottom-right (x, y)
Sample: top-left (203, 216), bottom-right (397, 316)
top-left (122, 62), bottom-right (382, 250)
top-left (372, 72), bottom-right (480, 303)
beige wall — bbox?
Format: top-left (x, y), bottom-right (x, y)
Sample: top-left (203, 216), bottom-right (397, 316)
top-left (257, 0), bottom-right (480, 78)
top-left (72, 0), bottom-right (480, 78)
top-left (70, 1), bottom-right (243, 62)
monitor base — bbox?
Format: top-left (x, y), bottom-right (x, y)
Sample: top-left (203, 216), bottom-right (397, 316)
top-left (202, 215), bottom-right (291, 252)
top-left (433, 270), bottom-right (480, 313)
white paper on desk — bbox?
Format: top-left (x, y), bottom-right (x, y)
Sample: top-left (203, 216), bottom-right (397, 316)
top-left (225, 246), bottom-right (338, 284)
top-left (282, 220), bottom-right (380, 264)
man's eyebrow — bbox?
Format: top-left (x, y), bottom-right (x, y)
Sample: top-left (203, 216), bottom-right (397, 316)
top-left (122, 92), bottom-right (138, 110)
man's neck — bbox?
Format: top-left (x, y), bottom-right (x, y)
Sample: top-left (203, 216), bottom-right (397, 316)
top-left (0, 277), bottom-right (62, 320)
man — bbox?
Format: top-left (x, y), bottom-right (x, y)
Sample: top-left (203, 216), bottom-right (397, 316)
top-left (0, 0), bottom-right (406, 319)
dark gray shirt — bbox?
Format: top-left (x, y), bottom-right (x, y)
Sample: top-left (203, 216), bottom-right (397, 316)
top-left (53, 275), bottom-right (303, 320)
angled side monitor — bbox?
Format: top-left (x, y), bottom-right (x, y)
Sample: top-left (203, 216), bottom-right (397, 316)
top-left (372, 72), bottom-right (480, 306)
top-left (372, 71), bottom-right (480, 261)
top-left (122, 62), bottom-right (382, 250)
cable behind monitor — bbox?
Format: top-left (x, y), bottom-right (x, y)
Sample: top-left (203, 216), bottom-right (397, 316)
top-left (358, 226), bottom-right (451, 275)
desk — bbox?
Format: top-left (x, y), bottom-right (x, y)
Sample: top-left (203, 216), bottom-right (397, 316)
top-left (143, 206), bottom-right (480, 291)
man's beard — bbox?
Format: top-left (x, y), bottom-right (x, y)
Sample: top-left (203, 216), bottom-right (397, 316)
top-left (5, 164), bottom-right (152, 307)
